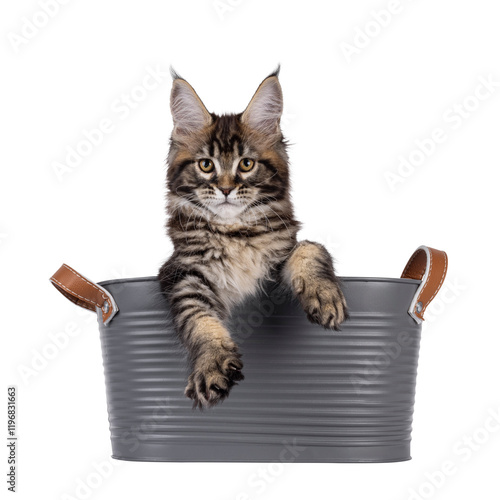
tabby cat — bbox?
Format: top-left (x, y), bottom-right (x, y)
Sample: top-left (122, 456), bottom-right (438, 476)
top-left (159, 68), bottom-right (347, 409)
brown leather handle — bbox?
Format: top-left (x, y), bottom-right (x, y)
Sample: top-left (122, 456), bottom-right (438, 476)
top-left (50, 248), bottom-right (446, 327)
top-left (50, 264), bottom-right (118, 325)
top-left (401, 246), bottom-right (448, 323)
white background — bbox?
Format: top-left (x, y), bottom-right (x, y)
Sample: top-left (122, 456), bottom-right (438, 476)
top-left (1, 0), bottom-right (499, 499)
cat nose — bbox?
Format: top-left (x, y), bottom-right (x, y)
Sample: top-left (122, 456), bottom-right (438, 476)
top-left (220, 187), bottom-right (234, 196)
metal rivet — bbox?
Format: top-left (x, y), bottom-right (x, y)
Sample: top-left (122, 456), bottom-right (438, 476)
top-left (102, 301), bottom-right (110, 314)
top-left (416, 301), bottom-right (423, 313)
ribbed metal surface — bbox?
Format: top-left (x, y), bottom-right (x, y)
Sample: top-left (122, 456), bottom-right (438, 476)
top-left (97, 277), bottom-right (421, 462)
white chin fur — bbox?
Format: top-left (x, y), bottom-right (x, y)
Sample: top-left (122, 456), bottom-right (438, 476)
top-left (211, 202), bottom-right (245, 219)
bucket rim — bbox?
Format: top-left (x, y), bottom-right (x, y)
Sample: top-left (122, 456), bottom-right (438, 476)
top-left (97, 276), bottom-right (421, 287)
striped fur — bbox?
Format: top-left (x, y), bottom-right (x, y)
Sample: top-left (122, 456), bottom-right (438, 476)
top-left (159, 70), bottom-right (347, 409)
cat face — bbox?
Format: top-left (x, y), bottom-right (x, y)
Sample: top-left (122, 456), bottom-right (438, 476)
top-left (166, 70), bottom-right (290, 221)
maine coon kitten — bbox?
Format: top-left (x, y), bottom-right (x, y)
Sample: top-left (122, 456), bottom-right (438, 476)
top-left (159, 69), bottom-right (347, 409)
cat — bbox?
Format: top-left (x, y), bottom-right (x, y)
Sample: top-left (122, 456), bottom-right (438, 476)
top-left (159, 68), bottom-right (348, 409)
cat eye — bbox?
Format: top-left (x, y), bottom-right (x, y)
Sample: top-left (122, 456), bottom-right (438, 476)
top-left (239, 158), bottom-right (255, 172)
top-left (198, 159), bottom-right (215, 173)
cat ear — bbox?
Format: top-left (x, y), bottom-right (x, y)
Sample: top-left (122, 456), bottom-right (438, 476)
top-left (241, 70), bottom-right (283, 135)
top-left (170, 76), bottom-right (212, 136)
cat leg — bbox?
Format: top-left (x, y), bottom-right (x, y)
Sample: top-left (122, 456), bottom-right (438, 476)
top-left (183, 315), bottom-right (244, 409)
top-left (160, 265), bottom-right (243, 409)
top-left (282, 240), bottom-right (348, 330)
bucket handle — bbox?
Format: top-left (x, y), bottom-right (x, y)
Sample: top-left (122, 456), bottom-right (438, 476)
top-left (49, 246), bottom-right (446, 327)
top-left (401, 246), bottom-right (448, 324)
top-left (50, 264), bottom-right (119, 326)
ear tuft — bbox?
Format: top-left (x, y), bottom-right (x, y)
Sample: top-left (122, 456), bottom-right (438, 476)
top-left (241, 73), bottom-right (283, 135)
top-left (169, 66), bottom-right (182, 80)
top-left (268, 64), bottom-right (281, 78)
top-left (170, 78), bottom-right (212, 136)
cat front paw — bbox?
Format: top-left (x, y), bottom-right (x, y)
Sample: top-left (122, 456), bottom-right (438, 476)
top-left (293, 277), bottom-right (348, 331)
top-left (185, 340), bottom-right (244, 409)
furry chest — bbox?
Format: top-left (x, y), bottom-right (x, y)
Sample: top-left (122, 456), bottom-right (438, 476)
top-left (209, 237), bottom-right (270, 299)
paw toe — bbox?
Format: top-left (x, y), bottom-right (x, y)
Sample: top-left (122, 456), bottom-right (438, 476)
top-left (185, 344), bottom-right (244, 409)
top-left (301, 281), bottom-right (349, 331)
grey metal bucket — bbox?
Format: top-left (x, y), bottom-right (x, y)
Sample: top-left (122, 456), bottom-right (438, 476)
top-left (50, 246), bottom-right (448, 463)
